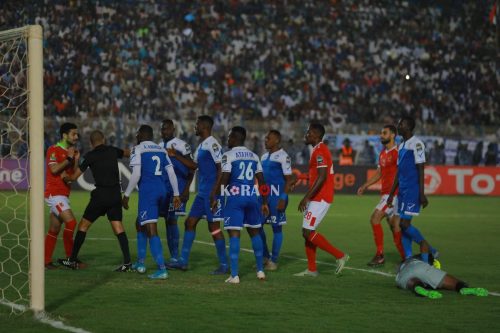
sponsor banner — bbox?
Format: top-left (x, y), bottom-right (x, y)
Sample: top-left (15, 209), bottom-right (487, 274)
top-left (0, 159), bottom-right (29, 190)
top-left (2, 159), bottom-right (498, 196)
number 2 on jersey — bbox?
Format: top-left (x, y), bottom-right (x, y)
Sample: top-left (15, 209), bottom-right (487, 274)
top-left (152, 156), bottom-right (162, 175)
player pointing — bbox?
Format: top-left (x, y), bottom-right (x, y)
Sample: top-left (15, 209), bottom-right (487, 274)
top-left (357, 125), bottom-right (405, 266)
top-left (295, 123), bottom-right (349, 277)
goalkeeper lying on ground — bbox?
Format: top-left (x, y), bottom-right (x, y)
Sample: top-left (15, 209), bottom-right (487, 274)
top-left (396, 257), bottom-right (488, 299)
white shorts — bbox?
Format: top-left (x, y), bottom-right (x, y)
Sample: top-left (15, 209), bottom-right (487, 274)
top-left (375, 194), bottom-right (398, 217)
top-left (302, 200), bottom-right (330, 230)
top-left (45, 195), bottom-right (71, 216)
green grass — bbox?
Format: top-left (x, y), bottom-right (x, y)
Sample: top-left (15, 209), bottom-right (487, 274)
top-left (1, 192), bottom-right (500, 332)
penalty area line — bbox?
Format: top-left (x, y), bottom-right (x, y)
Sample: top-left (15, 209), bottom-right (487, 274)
top-left (0, 299), bottom-right (92, 333)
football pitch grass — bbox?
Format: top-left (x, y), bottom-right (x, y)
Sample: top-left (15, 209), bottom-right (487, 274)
top-left (1, 192), bottom-right (500, 332)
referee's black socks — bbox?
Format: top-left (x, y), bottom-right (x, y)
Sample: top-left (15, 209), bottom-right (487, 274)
top-left (116, 232), bottom-right (131, 264)
top-left (70, 230), bottom-right (87, 261)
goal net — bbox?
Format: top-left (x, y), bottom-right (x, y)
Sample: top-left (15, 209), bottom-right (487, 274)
top-left (0, 26), bottom-right (44, 313)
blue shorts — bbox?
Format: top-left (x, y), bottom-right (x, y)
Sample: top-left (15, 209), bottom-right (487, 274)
top-left (398, 188), bottom-right (420, 220)
top-left (224, 197), bottom-right (263, 230)
top-left (138, 189), bottom-right (166, 226)
top-left (159, 193), bottom-right (187, 220)
top-left (188, 195), bottom-right (224, 222)
top-left (263, 196), bottom-right (287, 225)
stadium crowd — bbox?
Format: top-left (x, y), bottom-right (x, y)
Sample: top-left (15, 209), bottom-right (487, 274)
top-left (0, 0), bottom-right (498, 163)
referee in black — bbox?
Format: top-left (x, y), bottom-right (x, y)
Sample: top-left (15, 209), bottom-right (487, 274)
top-left (59, 130), bottom-right (132, 271)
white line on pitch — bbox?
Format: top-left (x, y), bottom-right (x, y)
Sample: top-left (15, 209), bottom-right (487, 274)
top-left (0, 299), bottom-right (91, 333)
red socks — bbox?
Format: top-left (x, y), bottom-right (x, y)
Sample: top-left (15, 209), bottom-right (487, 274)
top-left (307, 232), bottom-right (344, 259)
top-left (305, 241), bottom-right (317, 272)
top-left (392, 230), bottom-right (405, 260)
top-left (372, 223), bottom-right (384, 256)
top-left (63, 220), bottom-right (76, 257)
top-left (44, 230), bottom-right (58, 265)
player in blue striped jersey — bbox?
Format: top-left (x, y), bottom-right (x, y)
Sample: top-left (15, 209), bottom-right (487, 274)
top-left (219, 126), bottom-right (269, 283)
top-left (122, 125), bottom-right (181, 279)
top-left (259, 130), bottom-right (296, 271)
top-left (167, 115), bottom-right (228, 274)
top-left (387, 116), bottom-right (438, 264)
top-left (159, 119), bottom-right (195, 264)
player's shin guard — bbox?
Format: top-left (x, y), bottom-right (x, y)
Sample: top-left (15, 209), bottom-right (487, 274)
top-left (136, 230), bottom-right (148, 263)
top-left (307, 232), bottom-right (344, 259)
top-left (305, 240), bottom-right (317, 272)
top-left (259, 227), bottom-right (270, 260)
top-left (251, 234), bottom-right (264, 272)
top-left (229, 236), bottom-right (240, 277)
top-left (116, 232), bottom-right (131, 264)
top-left (371, 223), bottom-right (384, 256)
top-left (63, 219), bottom-right (76, 257)
top-left (44, 230), bottom-right (58, 264)
top-left (70, 230), bottom-right (86, 261)
top-left (149, 235), bottom-right (166, 270)
top-left (166, 224), bottom-right (180, 259)
top-left (271, 225), bottom-right (283, 263)
top-left (180, 230), bottom-right (196, 265)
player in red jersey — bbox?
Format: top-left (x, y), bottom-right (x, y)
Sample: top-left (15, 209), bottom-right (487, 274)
top-left (294, 123), bottom-right (349, 277)
top-left (357, 125), bottom-right (405, 266)
top-left (44, 123), bottom-right (80, 269)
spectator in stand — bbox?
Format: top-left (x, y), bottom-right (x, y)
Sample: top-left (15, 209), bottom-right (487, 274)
top-left (339, 138), bottom-right (355, 166)
top-left (484, 143), bottom-right (498, 166)
top-left (472, 141), bottom-right (483, 165)
top-left (428, 140), bottom-right (446, 165)
top-left (455, 143), bottom-right (473, 166)
top-left (356, 140), bottom-right (376, 166)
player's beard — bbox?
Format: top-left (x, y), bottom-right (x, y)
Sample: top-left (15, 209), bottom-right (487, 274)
top-left (380, 138), bottom-right (390, 145)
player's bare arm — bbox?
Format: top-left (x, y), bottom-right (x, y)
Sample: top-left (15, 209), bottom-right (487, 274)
top-left (416, 163), bottom-right (428, 208)
top-left (387, 169), bottom-right (399, 208)
top-left (181, 169), bottom-right (195, 203)
top-left (357, 168), bottom-right (382, 195)
top-left (49, 146), bottom-right (77, 175)
top-left (277, 174), bottom-right (296, 211)
top-left (256, 172), bottom-right (270, 216)
top-left (298, 167), bottom-right (326, 212)
top-left (213, 171), bottom-right (230, 211)
top-left (209, 162), bottom-right (222, 208)
top-left (122, 148), bottom-right (131, 158)
top-left (166, 148), bottom-right (198, 170)
top-left (62, 167), bottom-right (83, 184)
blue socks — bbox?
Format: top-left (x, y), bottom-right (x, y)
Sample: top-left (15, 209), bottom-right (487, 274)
top-left (180, 230), bottom-right (196, 265)
top-left (136, 230), bottom-right (147, 264)
top-left (166, 223), bottom-right (180, 259)
top-left (251, 234), bottom-right (264, 272)
top-left (149, 235), bottom-right (166, 270)
top-left (229, 236), bottom-right (240, 277)
top-left (405, 225), bottom-right (425, 244)
top-left (214, 238), bottom-right (228, 267)
top-left (259, 228), bottom-right (270, 260)
top-left (271, 225), bottom-right (283, 263)
top-left (401, 232), bottom-right (413, 259)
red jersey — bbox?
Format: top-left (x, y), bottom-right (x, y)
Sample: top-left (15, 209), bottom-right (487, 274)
top-left (378, 146), bottom-right (398, 195)
top-left (44, 144), bottom-right (75, 198)
top-left (309, 142), bottom-right (335, 203)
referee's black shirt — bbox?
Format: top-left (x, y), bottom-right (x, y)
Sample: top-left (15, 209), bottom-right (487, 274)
top-left (79, 144), bottom-right (124, 188)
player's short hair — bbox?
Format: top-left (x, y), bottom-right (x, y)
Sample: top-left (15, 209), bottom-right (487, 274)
top-left (162, 119), bottom-right (174, 127)
top-left (309, 122), bottom-right (325, 139)
top-left (197, 115), bottom-right (214, 128)
top-left (231, 126), bottom-right (247, 143)
top-left (268, 129), bottom-right (281, 142)
top-left (89, 130), bottom-right (105, 145)
top-left (138, 124), bottom-right (154, 140)
top-left (401, 116), bottom-right (415, 131)
top-left (59, 122), bottom-right (77, 138)
top-left (384, 124), bottom-right (397, 135)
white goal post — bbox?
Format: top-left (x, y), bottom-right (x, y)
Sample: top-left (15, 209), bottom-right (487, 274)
top-left (0, 25), bottom-right (44, 312)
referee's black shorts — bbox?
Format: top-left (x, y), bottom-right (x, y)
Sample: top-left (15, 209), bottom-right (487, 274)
top-left (83, 186), bottom-right (122, 223)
